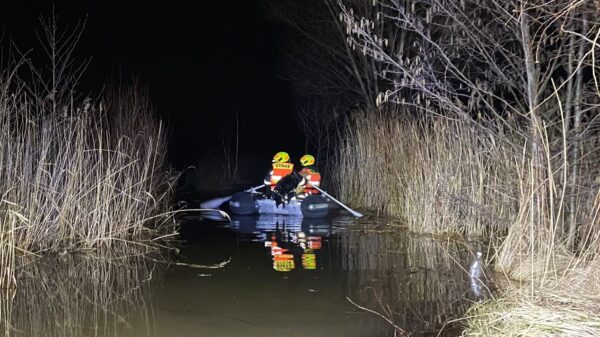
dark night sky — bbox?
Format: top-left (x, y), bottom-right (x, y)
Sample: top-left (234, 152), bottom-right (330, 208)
top-left (1, 1), bottom-right (304, 171)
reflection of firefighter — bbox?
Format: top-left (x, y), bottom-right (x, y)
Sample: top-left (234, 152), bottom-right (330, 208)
top-left (266, 233), bottom-right (296, 272)
top-left (274, 254), bottom-right (295, 272)
top-left (307, 236), bottom-right (322, 249)
top-left (265, 231), bottom-right (323, 272)
top-left (302, 249), bottom-right (317, 270)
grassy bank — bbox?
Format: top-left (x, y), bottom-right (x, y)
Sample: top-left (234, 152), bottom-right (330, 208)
top-left (464, 256), bottom-right (600, 336)
top-left (331, 111), bottom-right (600, 335)
top-left (0, 72), bottom-right (176, 287)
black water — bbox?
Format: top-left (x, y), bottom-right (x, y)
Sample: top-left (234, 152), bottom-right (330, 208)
top-left (3, 214), bottom-right (486, 337)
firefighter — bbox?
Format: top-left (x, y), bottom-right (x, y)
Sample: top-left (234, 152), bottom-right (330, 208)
top-left (263, 151), bottom-right (294, 190)
top-left (296, 154), bottom-right (321, 198)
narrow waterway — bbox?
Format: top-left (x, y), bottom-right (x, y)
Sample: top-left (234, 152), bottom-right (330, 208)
top-left (2, 213), bottom-right (487, 337)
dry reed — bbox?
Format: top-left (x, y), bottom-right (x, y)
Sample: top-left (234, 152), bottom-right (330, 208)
top-left (464, 263), bottom-right (600, 337)
top-left (332, 109), bottom-right (600, 335)
top-left (329, 0), bottom-right (600, 333)
top-left (0, 70), bottom-right (176, 288)
top-left (332, 111), bottom-right (518, 237)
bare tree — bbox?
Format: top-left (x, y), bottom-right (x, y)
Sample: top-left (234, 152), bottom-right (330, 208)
top-left (221, 110), bottom-right (240, 181)
top-left (20, 10), bottom-right (91, 117)
top-left (296, 99), bottom-right (342, 164)
top-left (266, 0), bottom-right (387, 108)
top-left (265, 0), bottom-right (404, 169)
top-left (338, 0), bottom-right (600, 246)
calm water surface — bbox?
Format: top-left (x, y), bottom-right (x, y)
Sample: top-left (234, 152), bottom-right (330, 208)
top-left (3, 213), bottom-right (486, 337)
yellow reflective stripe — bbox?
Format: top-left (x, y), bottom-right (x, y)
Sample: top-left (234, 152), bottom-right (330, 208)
top-left (273, 163), bottom-right (293, 170)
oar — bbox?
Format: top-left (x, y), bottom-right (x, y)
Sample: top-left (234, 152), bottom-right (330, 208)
top-left (245, 184), bottom-right (266, 193)
top-left (199, 184), bottom-right (265, 209)
top-left (312, 185), bottom-right (363, 218)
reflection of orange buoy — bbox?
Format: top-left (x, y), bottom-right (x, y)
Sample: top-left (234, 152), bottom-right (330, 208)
top-left (302, 253), bottom-right (316, 270)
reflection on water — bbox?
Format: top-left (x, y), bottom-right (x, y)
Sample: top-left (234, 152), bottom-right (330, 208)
top-left (1, 251), bottom-right (161, 337)
top-left (229, 215), bottom-right (328, 272)
top-left (333, 226), bottom-right (481, 336)
top-left (1, 215), bottom-right (488, 337)
top-left (227, 215), bottom-right (483, 336)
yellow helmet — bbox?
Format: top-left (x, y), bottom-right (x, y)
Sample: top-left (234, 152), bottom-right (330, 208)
top-left (272, 151), bottom-right (290, 163)
top-left (300, 154), bottom-right (315, 166)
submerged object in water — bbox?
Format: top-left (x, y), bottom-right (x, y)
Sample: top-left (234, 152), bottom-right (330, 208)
top-left (469, 251), bottom-right (483, 279)
top-left (469, 251), bottom-right (484, 299)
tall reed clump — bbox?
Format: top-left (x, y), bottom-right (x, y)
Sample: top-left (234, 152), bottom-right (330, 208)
top-left (462, 123), bottom-right (600, 336)
top-left (323, 0), bottom-right (600, 334)
top-left (0, 69), bottom-right (176, 287)
top-left (332, 110), bottom-right (518, 237)
top-left (333, 108), bottom-right (600, 334)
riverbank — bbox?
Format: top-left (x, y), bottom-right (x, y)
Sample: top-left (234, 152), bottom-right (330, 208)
top-left (331, 111), bottom-right (600, 335)
top-left (465, 263), bottom-right (600, 336)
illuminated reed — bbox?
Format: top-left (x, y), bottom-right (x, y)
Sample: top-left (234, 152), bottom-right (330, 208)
top-left (332, 113), bottom-right (517, 237)
top-left (332, 110), bottom-right (600, 335)
top-left (0, 71), bottom-right (176, 288)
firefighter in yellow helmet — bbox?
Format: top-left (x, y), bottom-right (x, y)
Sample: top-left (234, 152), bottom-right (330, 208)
top-left (296, 154), bottom-right (321, 199)
top-left (263, 151), bottom-right (294, 190)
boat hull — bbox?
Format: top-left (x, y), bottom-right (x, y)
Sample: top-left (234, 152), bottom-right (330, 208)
top-left (228, 192), bottom-right (331, 218)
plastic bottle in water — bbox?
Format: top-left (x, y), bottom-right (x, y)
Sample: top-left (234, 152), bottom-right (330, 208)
top-left (469, 251), bottom-right (484, 299)
top-left (469, 251), bottom-right (483, 279)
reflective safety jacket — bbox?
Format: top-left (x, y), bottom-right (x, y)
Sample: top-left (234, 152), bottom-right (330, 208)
top-left (266, 162), bottom-right (294, 189)
top-left (299, 167), bottom-right (321, 194)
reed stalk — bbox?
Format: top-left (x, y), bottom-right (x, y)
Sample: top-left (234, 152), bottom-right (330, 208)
top-left (332, 109), bottom-right (600, 335)
top-left (0, 71), bottom-right (176, 288)
top-left (332, 112), bottom-right (517, 237)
